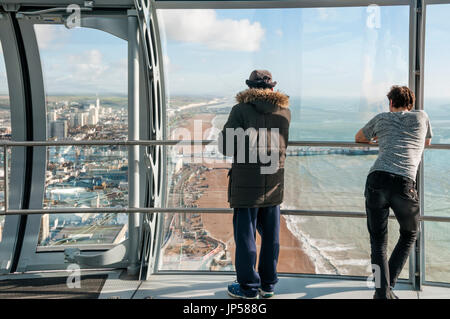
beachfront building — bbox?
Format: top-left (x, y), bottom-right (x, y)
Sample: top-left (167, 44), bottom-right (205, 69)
top-left (0, 0), bottom-right (449, 300)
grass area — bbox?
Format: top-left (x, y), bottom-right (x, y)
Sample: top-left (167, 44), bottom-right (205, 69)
top-left (45, 95), bottom-right (128, 110)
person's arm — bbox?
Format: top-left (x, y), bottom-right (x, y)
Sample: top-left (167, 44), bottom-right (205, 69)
top-left (355, 129), bottom-right (371, 144)
top-left (425, 115), bottom-right (433, 147)
top-left (355, 115), bottom-right (379, 144)
top-left (218, 105), bottom-right (241, 157)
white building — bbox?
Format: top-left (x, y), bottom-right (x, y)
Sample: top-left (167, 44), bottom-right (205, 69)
top-left (88, 106), bottom-right (99, 126)
top-left (39, 214), bottom-right (50, 244)
top-left (47, 111), bottom-right (57, 122)
top-left (71, 112), bottom-right (89, 127)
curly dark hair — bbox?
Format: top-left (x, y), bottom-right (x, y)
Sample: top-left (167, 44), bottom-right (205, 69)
top-left (387, 85), bottom-right (415, 111)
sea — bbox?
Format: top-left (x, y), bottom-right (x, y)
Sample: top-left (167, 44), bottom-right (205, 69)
top-left (210, 96), bottom-right (450, 283)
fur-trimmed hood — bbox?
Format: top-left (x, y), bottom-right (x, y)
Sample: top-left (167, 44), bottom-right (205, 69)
top-left (236, 88), bottom-right (289, 114)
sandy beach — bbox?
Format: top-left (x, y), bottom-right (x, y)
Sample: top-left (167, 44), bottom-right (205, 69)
top-left (177, 112), bottom-right (315, 274)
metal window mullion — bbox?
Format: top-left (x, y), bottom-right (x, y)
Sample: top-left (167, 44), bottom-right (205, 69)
top-left (418, 1), bottom-right (428, 292)
top-left (150, 6), bottom-right (166, 275)
top-left (411, 0), bottom-right (427, 291)
top-left (134, 0), bottom-right (166, 279)
top-left (9, 13), bottom-right (39, 274)
top-left (0, 12), bottom-right (28, 275)
top-left (408, 0), bottom-right (418, 288)
top-left (425, 0), bottom-right (450, 5)
top-left (127, 11), bottom-right (141, 276)
top-left (133, 0), bottom-right (156, 279)
top-left (3, 146), bottom-right (7, 213)
top-left (153, 0), bottom-right (412, 10)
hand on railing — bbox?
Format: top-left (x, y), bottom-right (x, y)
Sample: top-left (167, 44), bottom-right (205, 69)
top-left (369, 137), bottom-right (379, 145)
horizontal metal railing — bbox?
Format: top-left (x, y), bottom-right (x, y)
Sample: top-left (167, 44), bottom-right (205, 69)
top-left (1, 139), bottom-right (449, 222)
top-left (0, 139), bottom-right (449, 148)
top-left (1, 207), bottom-right (450, 223)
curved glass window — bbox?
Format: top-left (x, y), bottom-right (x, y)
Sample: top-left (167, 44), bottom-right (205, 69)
top-left (423, 150), bottom-right (450, 283)
top-left (0, 41), bottom-right (11, 243)
top-left (34, 25), bottom-right (128, 247)
top-left (424, 4), bottom-right (450, 283)
top-left (157, 6), bottom-right (410, 277)
top-left (425, 221), bottom-right (450, 284)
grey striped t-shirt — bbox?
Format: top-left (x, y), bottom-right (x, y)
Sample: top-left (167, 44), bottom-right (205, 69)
top-left (362, 110), bottom-right (433, 181)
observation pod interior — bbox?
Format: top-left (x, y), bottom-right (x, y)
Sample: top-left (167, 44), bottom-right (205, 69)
top-left (0, 0), bottom-right (448, 299)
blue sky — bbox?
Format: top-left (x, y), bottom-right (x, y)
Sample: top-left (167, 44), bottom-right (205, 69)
top-left (33, 25), bottom-right (127, 95)
top-left (424, 5), bottom-right (450, 102)
top-left (159, 6), bottom-right (409, 102)
top-left (0, 5), bottom-right (449, 103)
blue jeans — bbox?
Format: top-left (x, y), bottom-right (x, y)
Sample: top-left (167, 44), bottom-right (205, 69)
top-left (365, 171), bottom-right (420, 298)
top-left (233, 206), bottom-right (280, 294)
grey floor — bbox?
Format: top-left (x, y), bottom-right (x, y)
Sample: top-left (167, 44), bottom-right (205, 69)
top-left (98, 271), bottom-right (450, 299)
top-left (1, 270), bottom-right (448, 299)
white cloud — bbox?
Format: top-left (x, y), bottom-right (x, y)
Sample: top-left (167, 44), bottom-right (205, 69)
top-left (316, 8), bottom-right (338, 21)
top-left (317, 8), bottom-right (329, 20)
top-left (32, 25), bottom-right (128, 94)
top-left (34, 24), bottom-right (70, 49)
top-left (159, 10), bottom-right (265, 52)
top-left (163, 54), bottom-right (171, 71)
top-left (44, 50), bottom-right (127, 94)
top-left (163, 54), bottom-right (170, 67)
top-left (68, 49), bottom-right (109, 82)
top-left (275, 29), bottom-right (283, 37)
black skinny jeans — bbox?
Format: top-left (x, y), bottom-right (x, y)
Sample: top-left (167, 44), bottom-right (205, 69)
top-left (365, 171), bottom-right (420, 298)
